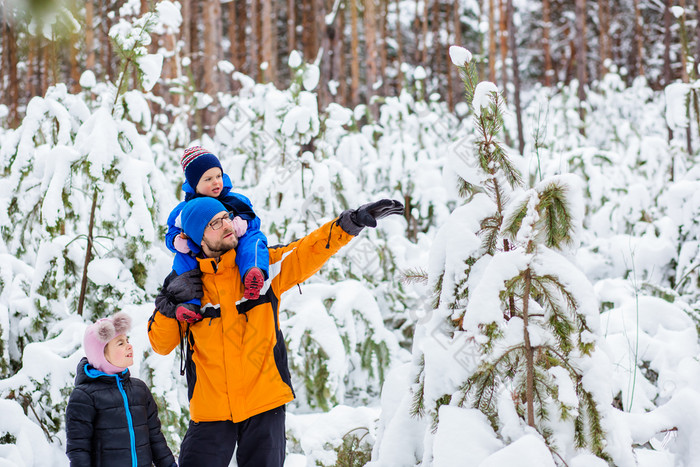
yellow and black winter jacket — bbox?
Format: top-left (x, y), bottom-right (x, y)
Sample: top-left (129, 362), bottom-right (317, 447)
top-left (148, 219), bottom-right (354, 423)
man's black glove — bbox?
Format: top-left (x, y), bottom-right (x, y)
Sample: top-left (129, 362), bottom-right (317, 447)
top-left (337, 199), bottom-right (405, 236)
top-left (155, 270), bottom-right (203, 319)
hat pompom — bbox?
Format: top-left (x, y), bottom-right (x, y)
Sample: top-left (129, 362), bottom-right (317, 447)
top-left (95, 319), bottom-right (116, 343)
top-left (112, 312), bottom-right (132, 336)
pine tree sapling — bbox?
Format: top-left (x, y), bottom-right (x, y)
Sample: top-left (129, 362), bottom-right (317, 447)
top-left (405, 47), bottom-right (612, 463)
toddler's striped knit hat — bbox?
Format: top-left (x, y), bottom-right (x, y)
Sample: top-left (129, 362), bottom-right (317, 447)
top-left (181, 146), bottom-right (222, 190)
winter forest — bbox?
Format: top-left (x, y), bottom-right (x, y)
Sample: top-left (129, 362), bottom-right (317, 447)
top-left (2, 0), bottom-right (700, 465)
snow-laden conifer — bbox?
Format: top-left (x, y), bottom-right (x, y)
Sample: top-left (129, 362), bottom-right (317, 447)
top-left (373, 50), bottom-right (622, 465)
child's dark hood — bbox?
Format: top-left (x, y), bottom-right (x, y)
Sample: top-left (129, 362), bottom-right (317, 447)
top-left (182, 172), bottom-right (233, 200)
top-left (74, 356), bottom-right (130, 386)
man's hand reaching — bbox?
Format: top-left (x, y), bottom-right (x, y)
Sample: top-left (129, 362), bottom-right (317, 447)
top-left (337, 199), bottom-right (405, 235)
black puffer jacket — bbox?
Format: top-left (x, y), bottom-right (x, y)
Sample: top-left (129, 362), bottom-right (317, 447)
top-left (65, 357), bottom-right (175, 467)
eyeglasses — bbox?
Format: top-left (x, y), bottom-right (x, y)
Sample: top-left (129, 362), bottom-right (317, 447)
top-left (207, 211), bottom-right (235, 230)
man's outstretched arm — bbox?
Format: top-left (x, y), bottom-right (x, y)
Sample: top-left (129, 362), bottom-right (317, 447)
top-left (270, 199), bottom-right (404, 294)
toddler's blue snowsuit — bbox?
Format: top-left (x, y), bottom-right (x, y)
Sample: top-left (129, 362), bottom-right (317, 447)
top-left (165, 173), bottom-right (269, 306)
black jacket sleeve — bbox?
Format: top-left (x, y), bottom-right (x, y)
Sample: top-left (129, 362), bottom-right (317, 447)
top-left (144, 386), bottom-right (176, 467)
top-left (65, 388), bottom-right (95, 466)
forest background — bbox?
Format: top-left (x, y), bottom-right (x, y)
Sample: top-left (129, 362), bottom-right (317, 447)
top-left (3, 0), bottom-right (700, 466)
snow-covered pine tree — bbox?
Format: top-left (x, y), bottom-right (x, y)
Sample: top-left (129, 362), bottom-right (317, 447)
top-left (372, 48), bottom-right (619, 465)
top-left (207, 53), bottom-right (412, 412)
top-left (0, 2), bottom-right (179, 443)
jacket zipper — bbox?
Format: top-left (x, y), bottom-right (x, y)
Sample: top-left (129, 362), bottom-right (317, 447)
top-left (115, 375), bottom-right (137, 467)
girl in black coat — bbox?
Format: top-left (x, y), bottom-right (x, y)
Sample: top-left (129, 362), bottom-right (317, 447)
top-left (65, 312), bottom-right (176, 467)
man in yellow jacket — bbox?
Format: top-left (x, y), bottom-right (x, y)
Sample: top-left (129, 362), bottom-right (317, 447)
top-left (149, 196), bottom-right (403, 467)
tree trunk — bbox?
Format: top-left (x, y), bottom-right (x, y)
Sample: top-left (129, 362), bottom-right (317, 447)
top-left (333, 3), bottom-right (347, 105)
top-left (431, 0), bottom-right (440, 74)
top-left (679, 0), bottom-right (689, 83)
top-left (598, 0), bottom-right (610, 78)
top-left (663, 0), bottom-right (672, 85)
top-left (488, 0), bottom-right (497, 83)
top-left (498, 0), bottom-right (508, 92)
top-left (227, 3), bottom-right (237, 67)
top-left (262, 0), bottom-right (276, 83)
top-left (77, 190), bottom-right (99, 317)
top-left (202, 0), bottom-right (222, 132)
top-left (2, 9), bottom-right (19, 127)
top-left (249, 0), bottom-right (261, 80)
top-left (379, 0), bottom-right (388, 96)
top-left (696, 0), bottom-right (700, 76)
top-left (42, 38), bottom-right (50, 94)
top-left (103, 0), bottom-right (114, 81)
top-left (447, 1), bottom-right (454, 111)
top-left (413, 0), bottom-right (421, 63)
top-left (85, 0), bottom-right (95, 70)
top-left (421, 0), bottom-right (429, 65)
top-left (395, 0), bottom-right (404, 94)
top-left (189, 0), bottom-right (199, 66)
top-left (235, 0), bottom-right (247, 75)
top-left (664, 0), bottom-right (674, 156)
top-left (452, 0), bottom-right (462, 104)
top-left (318, 0), bottom-right (332, 109)
top-left (288, 0), bottom-right (296, 55)
top-left (507, 0), bottom-right (524, 154)
top-left (574, 0), bottom-right (587, 130)
top-left (542, 0), bottom-right (553, 85)
top-left (302, 0), bottom-right (318, 61)
top-left (633, 0), bottom-right (645, 77)
top-left (522, 268), bottom-right (536, 428)
top-left (350, 0), bottom-right (360, 106)
top-left (365, 0), bottom-right (378, 111)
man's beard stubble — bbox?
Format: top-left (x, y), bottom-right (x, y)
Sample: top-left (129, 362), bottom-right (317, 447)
top-left (202, 230), bottom-right (238, 258)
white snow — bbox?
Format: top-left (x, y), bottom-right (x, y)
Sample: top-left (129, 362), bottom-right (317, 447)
top-left (288, 50), bottom-right (302, 68)
top-left (136, 53), bottom-right (163, 92)
top-left (448, 45), bottom-right (472, 66)
top-left (3, 37), bottom-right (700, 467)
top-left (472, 81), bottom-right (500, 117)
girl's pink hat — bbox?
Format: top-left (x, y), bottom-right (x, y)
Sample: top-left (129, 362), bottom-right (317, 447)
top-left (83, 312), bottom-right (132, 374)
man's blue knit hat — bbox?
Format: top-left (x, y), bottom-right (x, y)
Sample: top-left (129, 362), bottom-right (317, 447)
top-left (181, 146), bottom-right (222, 190)
top-left (181, 197), bottom-right (227, 246)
